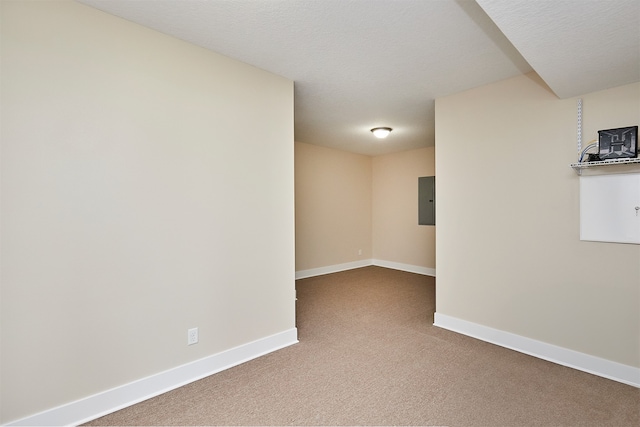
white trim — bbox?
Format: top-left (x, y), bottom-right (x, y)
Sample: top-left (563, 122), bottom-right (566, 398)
top-left (295, 259), bottom-right (373, 279)
top-left (296, 259), bottom-right (436, 280)
top-left (372, 259), bottom-right (436, 277)
top-left (434, 313), bottom-right (640, 388)
top-left (7, 328), bottom-right (298, 427)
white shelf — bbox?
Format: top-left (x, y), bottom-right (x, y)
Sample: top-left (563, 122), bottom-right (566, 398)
top-left (570, 157), bottom-right (640, 175)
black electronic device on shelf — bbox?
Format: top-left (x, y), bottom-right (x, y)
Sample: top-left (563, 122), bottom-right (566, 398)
top-left (598, 126), bottom-right (638, 160)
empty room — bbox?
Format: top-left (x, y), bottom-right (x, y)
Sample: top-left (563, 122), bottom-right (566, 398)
top-left (1, 0), bottom-right (639, 426)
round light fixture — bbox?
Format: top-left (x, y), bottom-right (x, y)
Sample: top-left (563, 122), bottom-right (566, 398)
top-left (371, 127), bottom-right (392, 139)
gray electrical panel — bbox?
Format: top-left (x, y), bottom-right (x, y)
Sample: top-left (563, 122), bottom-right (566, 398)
top-left (418, 176), bottom-right (435, 226)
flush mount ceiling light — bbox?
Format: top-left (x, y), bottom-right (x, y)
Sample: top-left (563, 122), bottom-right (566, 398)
top-left (371, 127), bottom-right (392, 139)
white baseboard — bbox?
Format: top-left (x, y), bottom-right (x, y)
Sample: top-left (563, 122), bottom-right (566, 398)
top-left (296, 259), bottom-right (435, 280)
top-left (434, 313), bottom-right (640, 388)
top-left (295, 259), bottom-right (373, 279)
top-left (372, 259), bottom-right (436, 277)
top-left (7, 328), bottom-right (298, 426)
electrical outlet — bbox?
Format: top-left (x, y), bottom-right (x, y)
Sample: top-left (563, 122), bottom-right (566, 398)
top-left (358, 249), bottom-right (362, 256)
top-left (187, 327), bottom-right (198, 345)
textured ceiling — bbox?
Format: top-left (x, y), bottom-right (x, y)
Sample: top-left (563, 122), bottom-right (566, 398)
top-left (476, 0), bottom-right (640, 99)
top-left (78, 0), bottom-right (639, 156)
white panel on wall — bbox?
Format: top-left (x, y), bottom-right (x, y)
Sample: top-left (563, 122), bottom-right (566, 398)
top-left (580, 173), bottom-right (640, 244)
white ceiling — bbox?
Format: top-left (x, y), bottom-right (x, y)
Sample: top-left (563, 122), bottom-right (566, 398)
top-left (79, 0), bottom-right (640, 156)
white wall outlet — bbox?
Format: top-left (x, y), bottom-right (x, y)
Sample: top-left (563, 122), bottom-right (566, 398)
top-left (187, 327), bottom-right (198, 345)
top-left (358, 249), bottom-right (362, 256)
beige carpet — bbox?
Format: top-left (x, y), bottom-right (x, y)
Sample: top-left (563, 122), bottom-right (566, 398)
top-left (85, 266), bottom-right (639, 426)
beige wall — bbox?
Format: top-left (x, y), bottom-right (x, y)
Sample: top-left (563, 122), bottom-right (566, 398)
top-left (294, 143), bottom-right (436, 273)
top-left (372, 148), bottom-right (436, 269)
top-left (435, 73), bottom-right (640, 367)
top-left (1, 1), bottom-right (295, 423)
top-left (295, 142), bottom-right (372, 271)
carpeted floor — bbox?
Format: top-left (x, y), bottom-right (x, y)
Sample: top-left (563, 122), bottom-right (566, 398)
top-left (85, 266), bottom-right (639, 426)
